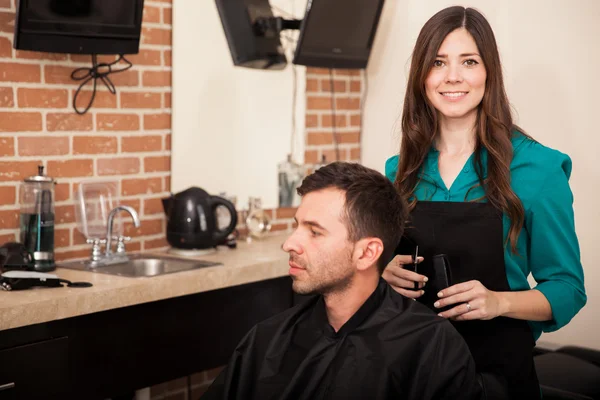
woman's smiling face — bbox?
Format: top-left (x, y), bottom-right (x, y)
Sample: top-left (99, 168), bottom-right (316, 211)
top-left (425, 28), bottom-right (487, 122)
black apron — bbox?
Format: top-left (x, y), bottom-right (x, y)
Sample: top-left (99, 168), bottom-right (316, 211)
top-left (396, 201), bottom-right (540, 399)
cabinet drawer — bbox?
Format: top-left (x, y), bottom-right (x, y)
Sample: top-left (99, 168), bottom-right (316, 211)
top-left (0, 337), bottom-right (69, 400)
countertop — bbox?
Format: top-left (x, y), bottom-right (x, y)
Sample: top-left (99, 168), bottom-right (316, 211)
top-left (0, 234), bottom-right (289, 331)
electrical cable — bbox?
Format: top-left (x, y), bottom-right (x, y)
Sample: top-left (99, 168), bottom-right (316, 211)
top-left (71, 54), bottom-right (133, 115)
top-left (329, 68), bottom-right (340, 161)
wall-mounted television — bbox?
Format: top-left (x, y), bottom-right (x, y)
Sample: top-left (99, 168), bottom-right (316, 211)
top-left (215, 0), bottom-right (287, 70)
top-left (14, 0), bottom-right (145, 55)
top-left (293, 0), bottom-right (386, 69)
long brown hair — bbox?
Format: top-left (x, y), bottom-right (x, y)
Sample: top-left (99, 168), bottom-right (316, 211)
top-left (396, 6), bottom-right (529, 253)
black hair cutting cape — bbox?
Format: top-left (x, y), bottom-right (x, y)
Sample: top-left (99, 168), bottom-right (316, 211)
top-left (203, 279), bottom-right (482, 400)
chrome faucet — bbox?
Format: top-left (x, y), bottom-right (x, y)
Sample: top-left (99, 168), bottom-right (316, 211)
top-left (85, 205), bottom-right (141, 267)
top-left (105, 205), bottom-right (141, 256)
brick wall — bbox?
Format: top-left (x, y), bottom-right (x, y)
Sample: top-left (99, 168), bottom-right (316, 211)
top-left (305, 67), bottom-right (362, 168)
top-left (0, 0), bottom-right (172, 259)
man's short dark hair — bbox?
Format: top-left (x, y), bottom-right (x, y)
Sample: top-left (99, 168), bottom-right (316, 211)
top-left (297, 161), bottom-right (407, 273)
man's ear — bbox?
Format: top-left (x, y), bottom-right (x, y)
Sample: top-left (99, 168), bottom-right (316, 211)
top-left (353, 237), bottom-right (384, 272)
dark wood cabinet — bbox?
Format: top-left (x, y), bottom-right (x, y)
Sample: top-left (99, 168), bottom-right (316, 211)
top-left (0, 276), bottom-right (293, 400)
top-left (0, 337), bottom-right (69, 400)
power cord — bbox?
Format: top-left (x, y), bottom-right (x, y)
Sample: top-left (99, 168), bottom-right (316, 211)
top-left (71, 54), bottom-right (133, 115)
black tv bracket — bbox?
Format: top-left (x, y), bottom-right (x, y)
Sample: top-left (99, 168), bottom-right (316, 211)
top-left (254, 17), bottom-right (302, 38)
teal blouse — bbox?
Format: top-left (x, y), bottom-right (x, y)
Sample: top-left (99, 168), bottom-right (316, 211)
top-left (385, 133), bottom-right (587, 341)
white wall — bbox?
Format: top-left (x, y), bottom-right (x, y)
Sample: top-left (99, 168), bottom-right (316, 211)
top-left (172, 0), bottom-right (307, 210)
top-left (363, 0), bottom-right (600, 349)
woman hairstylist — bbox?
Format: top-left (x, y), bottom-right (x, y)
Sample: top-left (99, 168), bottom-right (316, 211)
top-left (382, 6), bottom-right (586, 399)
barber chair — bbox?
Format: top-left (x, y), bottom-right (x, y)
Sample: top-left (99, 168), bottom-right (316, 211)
top-left (534, 345), bottom-right (600, 400)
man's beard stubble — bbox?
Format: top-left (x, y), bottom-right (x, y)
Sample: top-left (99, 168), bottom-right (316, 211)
top-left (289, 248), bottom-right (354, 296)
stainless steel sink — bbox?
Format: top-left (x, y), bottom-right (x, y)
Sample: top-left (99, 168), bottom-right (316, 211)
top-left (59, 254), bottom-right (221, 278)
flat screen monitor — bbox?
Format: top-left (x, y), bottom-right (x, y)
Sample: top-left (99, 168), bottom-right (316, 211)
top-left (14, 0), bottom-right (145, 55)
top-left (215, 0), bottom-right (287, 70)
top-left (293, 0), bottom-right (385, 69)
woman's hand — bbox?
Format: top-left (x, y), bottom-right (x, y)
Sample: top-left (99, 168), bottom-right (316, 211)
top-left (435, 280), bottom-right (505, 321)
top-left (382, 254), bottom-right (427, 299)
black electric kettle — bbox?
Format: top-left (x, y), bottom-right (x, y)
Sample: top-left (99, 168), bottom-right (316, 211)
top-left (162, 187), bottom-right (238, 250)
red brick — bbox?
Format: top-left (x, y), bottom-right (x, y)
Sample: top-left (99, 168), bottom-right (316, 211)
top-left (0, 161), bottom-right (40, 181)
top-left (0, 87), bottom-right (13, 107)
top-left (121, 92), bottom-right (161, 108)
top-left (164, 50), bottom-right (172, 66)
top-left (0, 112), bottom-right (42, 132)
top-left (0, 208), bottom-right (18, 229)
top-left (0, 36), bottom-right (11, 57)
top-left (124, 218), bottom-right (163, 236)
top-left (0, 233), bottom-right (16, 243)
top-left (275, 207), bottom-right (297, 219)
top-left (70, 54), bottom-right (117, 64)
top-left (15, 50), bottom-right (67, 61)
top-left (126, 49), bottom-right (162, 66)
top-left (307, 132), bottom-right (332, 146)
top-left (334, 69), bottom-right (361, 77)
top-left (350, 114), bottom-right (361, 127)
top-left (47, 113), bottom-right (93, 131)
top-left (321, 149), bottom-right (342, 162)
top-left (165, 134), bottom-right (171, 151)
top-left (164, 92), bottom-right (171, 108)
top-left (144, 113), bottom-right (171, 130)
top-left (0, 136), bottom-right (13, 156)
top-left (306, 79), bottom-right (319, 92)
top-left (73, 136), bottom-right (118, 154)
top-left (350, 81), bottom-right (361, 92)
top-left (335, 98), bottom-right (360, 110)
top-left (142, 71), bottom-right (171, 87)
top-left (306, 67), bottom-right (330, 75)
top-left (349, 147), bottom-right (361, 160)
top-left (44, 65), bottom-right (78, 84)
top-left (55, 228), bottom-right (70, 248)
top-left (55, 249), bottom-right (90, 262)
top-left (304, 150), bottom-right (319, 164)
top-left (0, 1), bottom-right (9, 9)
top-left (47, 160), bottom-right (94, 178)
top-left (305, 114), bottom-right (318, 128)
top-left (17, 88), bottom-right (68, 108)
top-left (55, 182), bottom-right (70, 202)
top-left (163, 8), bottom-right (172, 24)
top-left (0, 10), bottom-right (14, 34)
top-left (307, 96), bottom-right (332, 110)
top-left (98, 157), bottom-right (140, 176)
top-left (97, 114), bottom-right (140, 131)
top-left (143, 198), bottom-right (163, 216)
top-left (144, 156), bottom-right (170, 172)
top-left (118, 199), bottom-right (141, 214)
top-left (18, 136), bottom-right (69, 156)
top-left (122, 177), bottom-right (163, 196)
top-left (122, 135), bottom-right (162, 153)
top-left (72, 229), bottom-right (88, 246)
top-left (108, 70), bottom-right (139, 87)
top-left (73, 90), bottom-right (118, 109)
top-left (141, 27), bottom-right (171, 45)
top-left (321, 114), bottom-right (347, 128)
top-left (143, 5), bottom-right (161, 23)
top-left (332, 131), bottom-right (360, 144)
top-left (0, 185), bottom-right (15, 205)
top-left (144, 237), bottom-right (168, 250)
top-left (321, 79), bottom-right (346, 92)
top-left (164, 176), bottom-right (171, 191)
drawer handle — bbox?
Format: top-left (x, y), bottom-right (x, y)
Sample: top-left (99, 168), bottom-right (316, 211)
top-left (0, 382), bottom-right (15, 391)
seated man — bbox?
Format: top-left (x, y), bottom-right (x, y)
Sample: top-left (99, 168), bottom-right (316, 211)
top-left (203, 162), bottom-right (482, 400)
